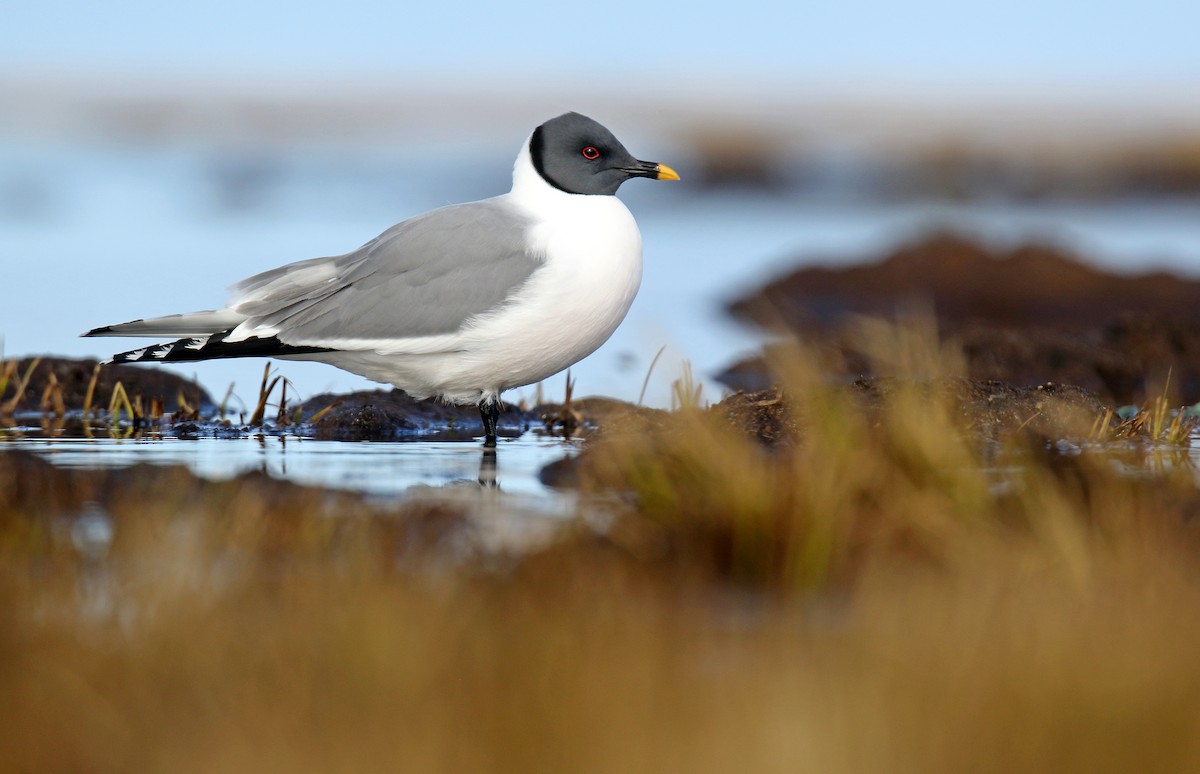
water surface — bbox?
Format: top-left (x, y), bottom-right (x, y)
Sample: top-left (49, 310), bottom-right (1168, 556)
top-left (3, 431), bottom-right (579, 503)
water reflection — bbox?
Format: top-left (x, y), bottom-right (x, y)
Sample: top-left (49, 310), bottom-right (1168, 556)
top-left (67, 502), bottom-right (116, 621)
top-left (0, 432), bottom-right (577, 500)
top-left (479, 449), bottom-right (498, 488)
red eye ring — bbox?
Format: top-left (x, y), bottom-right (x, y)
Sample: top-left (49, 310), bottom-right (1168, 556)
top-left (581, 146), bottom-right (600, 160)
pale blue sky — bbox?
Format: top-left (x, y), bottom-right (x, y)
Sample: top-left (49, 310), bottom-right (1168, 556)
top-left (4, 0), bottom-right (1196, 88)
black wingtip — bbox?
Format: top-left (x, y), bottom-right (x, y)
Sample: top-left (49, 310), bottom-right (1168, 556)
top-left (82, 326), bottom-right (113, 337)
top-left (105, 333), bottom-right (335, 364)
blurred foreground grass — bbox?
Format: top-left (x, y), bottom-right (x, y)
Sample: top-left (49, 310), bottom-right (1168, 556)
top-left (4, 320), bottom-right (1200, 772)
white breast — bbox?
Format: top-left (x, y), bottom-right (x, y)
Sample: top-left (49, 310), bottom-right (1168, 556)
top-left (454, 194), bottom-right (642, 397)
top-left (391, 193), bottom-right (632, 402)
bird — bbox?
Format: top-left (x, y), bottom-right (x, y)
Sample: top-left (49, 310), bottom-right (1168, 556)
top-left (83, 111), bottom-right (679, 447)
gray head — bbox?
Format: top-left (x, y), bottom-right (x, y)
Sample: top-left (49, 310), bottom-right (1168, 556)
top-left (529, 112), bottom-right (679, 196)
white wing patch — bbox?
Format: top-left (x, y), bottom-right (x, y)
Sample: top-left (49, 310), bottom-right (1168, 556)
top-left (224, 321), bottom-right (281, 343)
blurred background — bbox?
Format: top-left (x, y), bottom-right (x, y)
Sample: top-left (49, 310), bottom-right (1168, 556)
top-left (3, 0), bottom-right (1199, 409)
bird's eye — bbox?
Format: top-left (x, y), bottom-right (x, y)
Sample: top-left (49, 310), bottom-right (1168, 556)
top-left (581, 146), bottom-right (601, 160)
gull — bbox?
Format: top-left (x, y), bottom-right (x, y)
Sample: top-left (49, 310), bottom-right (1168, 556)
top-left (84, 112), bottom-right (679, 446)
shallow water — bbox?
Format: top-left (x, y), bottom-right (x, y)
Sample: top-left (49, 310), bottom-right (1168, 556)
top-left (1, 431), bottom-right (580, 502)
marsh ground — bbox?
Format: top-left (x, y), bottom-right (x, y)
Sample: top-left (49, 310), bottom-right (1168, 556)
top-left (6, 233), bottom-right (1200, 772)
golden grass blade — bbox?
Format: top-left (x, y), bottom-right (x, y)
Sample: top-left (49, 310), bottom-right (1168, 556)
top-left (250, 375), bottom-right (281, 427)
top-left (176, 388), bottom-right (194, 417)
top-left (0, 359), bottom-right (17, 404)
top-left (305, 401), bottom-right (340, 425)
top-left (0, 357), bottom-right (41, 414)
top-left (39, 372), bottom-right (65, 418)
top-left (82, 363), bottom-right (101, 418)
top-left (108, 381), bottom-right (136, 425)
top-left (276, 379), bottom-right (290, 427)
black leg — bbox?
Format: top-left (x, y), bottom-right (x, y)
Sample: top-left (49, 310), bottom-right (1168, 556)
top-left (478, 400), bottom-right (501, 448)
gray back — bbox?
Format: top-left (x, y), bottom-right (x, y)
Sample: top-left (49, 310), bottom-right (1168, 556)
top-left (231, 198), bottom-right (540, 342)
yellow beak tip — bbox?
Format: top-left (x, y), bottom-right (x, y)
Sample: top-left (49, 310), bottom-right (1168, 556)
top-left (656, 163), bottom-right (681, 181)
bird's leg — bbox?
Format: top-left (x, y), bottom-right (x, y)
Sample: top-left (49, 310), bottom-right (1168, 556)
top-left (478, 399), bottom-right (501, 448)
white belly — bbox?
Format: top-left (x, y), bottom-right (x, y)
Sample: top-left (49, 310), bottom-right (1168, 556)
top-left (301, 195), bottom-right (644, 403)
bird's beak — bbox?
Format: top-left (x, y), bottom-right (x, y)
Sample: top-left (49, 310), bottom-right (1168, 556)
top-left (625, 160), bottom-right (681, 181)
top-left (654, 162), bottom-right (681, 181)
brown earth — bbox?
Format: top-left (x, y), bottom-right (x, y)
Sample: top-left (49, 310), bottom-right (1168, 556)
top-left (726, 231), bottom-right (1200, 404)
top-left (299, 392), bottom-right (667, 443)
top-left (1, 357), bottom-right (213, 414)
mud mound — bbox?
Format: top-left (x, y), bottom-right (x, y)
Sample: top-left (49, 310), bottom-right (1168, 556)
top-left (727, 231), bottom-right (1200, 403)
top-left (1, 357), bottom-right (213, 412)
top-left (299, 390), bottom-right (535, 442)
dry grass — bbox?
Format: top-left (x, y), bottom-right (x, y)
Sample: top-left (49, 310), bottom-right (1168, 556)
top-left (5, 319), bottom-right (1200, 772)
top-left (0, 357), bottom-right (40, 415)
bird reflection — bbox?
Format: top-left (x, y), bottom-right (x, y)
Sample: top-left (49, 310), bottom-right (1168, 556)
top-left (478, 448), bottom-right (498, 488)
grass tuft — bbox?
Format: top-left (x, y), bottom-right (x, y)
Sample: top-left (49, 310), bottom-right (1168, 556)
top-left (669, 359), bottom-right (704, 411)
top-left (81, 363), bottom-right (101, 418)
top-left (249, 363), bottom-right (281, 427)
top-left (542, 369), bottom-right (582, 438)
top-left (0, 357), bottom-right (41, 415)
top-left (106, 381), bottom-right (138, 426)
top-left (38, 371), bottom-right (65, 418)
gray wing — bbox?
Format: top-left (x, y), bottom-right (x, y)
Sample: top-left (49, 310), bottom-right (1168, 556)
top-left (230, 198), bottom-right (540, 344)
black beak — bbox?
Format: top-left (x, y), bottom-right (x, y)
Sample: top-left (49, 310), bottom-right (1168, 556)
top-left (621, 160), bottom-right (681, 181)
